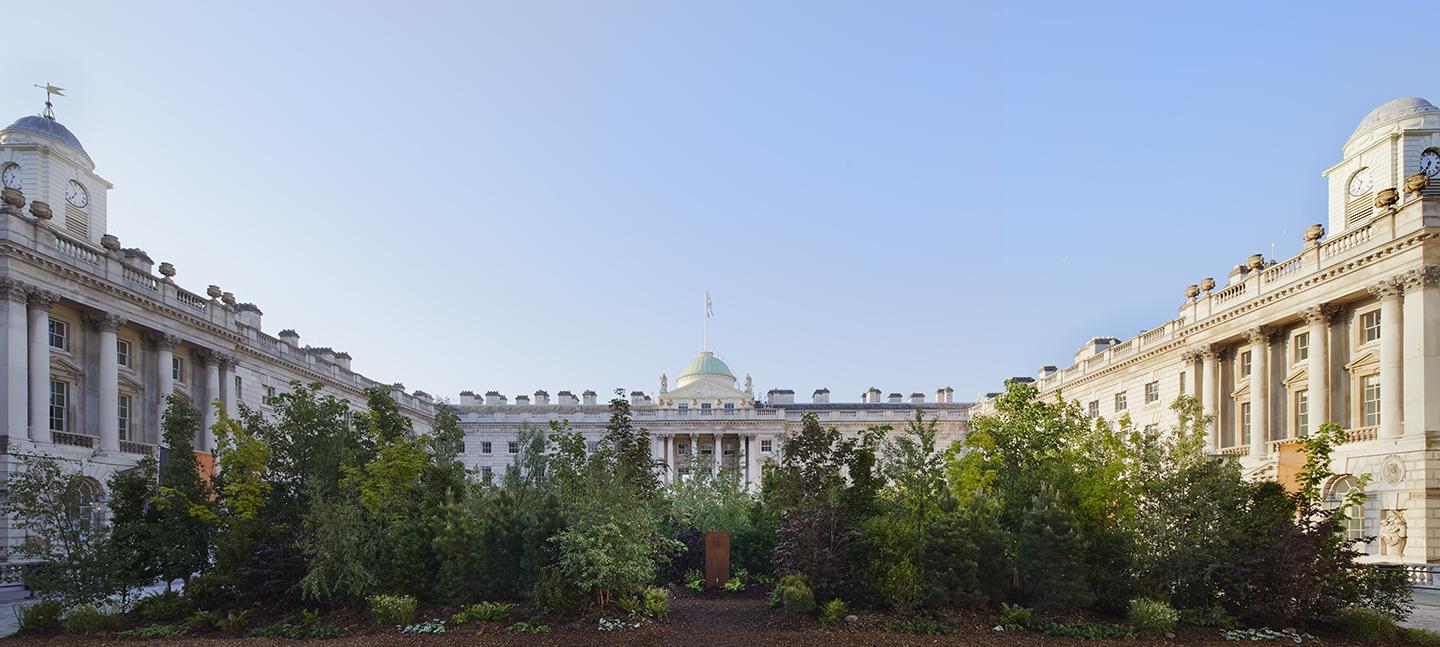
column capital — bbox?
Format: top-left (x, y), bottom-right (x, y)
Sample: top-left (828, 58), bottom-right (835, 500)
top-left (143, 332), bottom-right (183, 351)
top-left (1300, 303), bottom-right (1343, 324)
top-left (191, 347), bottom-right (219, 366)
top-left (1180, 349), bottom-right (1204, 363)
top-left (82, 311), bottom-right (127, 333)
top-left (1367, 278), bottom-right (1404, 301)
top-left (1400, 265), bottom-right (1440, 293)
top-left (26, 288), bottom-right (59, 310)
top-left (1243, 325), bottom-right (1281, 345)
top-left (216, 352), bottom-right (237, 370)
top-left (1199, 344), bottom-right (1226, 361)
top-left (0, 277), bottom-right (29, 302)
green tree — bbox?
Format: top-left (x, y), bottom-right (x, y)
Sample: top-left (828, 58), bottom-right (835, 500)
top-left (1017, 486), bottom-right (1093, 610)
top-left (152, 396), bottom-right (213, 587)
top-left (0, 455), bottom-right (114, 606)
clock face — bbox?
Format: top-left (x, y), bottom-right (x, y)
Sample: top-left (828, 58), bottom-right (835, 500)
top-left (1421, 149), bottom-right (1440, 178)
top-left (1347, 168), bottom-right (1374, 197)
top-left (65, 180), bottom-right (88, 208)
top-left (1, 165), bottom-right (19, 190)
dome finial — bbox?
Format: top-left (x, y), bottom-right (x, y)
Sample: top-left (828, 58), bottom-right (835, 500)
top-left (32, 83), bottom-right (65, 120)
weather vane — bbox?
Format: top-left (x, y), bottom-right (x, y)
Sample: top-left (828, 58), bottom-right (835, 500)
top-left (33, 83), bottom-right (64, 119)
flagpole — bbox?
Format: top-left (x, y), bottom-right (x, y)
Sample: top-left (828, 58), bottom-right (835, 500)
top-left (703, 289), bottom-right (709, 352)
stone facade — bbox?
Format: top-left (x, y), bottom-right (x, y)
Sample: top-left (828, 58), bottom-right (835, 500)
top-left (973, 97), bottom-right (1440, 564)
top-left (455, 352), bottom-right (969, 487)
top-left (0, 109), bottom-right (435, 554)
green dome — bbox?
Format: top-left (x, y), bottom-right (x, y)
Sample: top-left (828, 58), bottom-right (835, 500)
top-left (680, 351), bottom-right (734, 378)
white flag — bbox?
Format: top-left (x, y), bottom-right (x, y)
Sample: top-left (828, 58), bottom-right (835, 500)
top-left (705, 290), bottom-right (713, 318)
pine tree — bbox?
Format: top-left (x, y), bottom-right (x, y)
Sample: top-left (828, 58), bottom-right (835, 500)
top-left (154, 396), bottom-right (214, 586)
top-left (1017, 486), bottom-right (1093, 610)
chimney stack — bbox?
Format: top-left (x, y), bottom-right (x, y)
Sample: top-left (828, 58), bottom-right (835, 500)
top-left (812, 388), bottom-right (830, 404)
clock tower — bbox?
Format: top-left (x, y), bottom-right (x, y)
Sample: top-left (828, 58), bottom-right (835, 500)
top-left (1322, 97), bottom-right (1440, 235)
top-left (0, 94), bottom-right (111, 246)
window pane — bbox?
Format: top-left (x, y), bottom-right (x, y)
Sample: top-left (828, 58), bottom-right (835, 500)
top-left (1362, 375), bottom-right (1381, 426)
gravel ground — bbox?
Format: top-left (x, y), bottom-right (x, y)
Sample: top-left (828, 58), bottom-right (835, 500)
top-left (0, 592), bottom-right (1390, 646)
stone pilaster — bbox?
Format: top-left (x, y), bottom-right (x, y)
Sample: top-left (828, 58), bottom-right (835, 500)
top-left (0, 279), bottom-right (29, 440)
top-left (26, 289), bottom-right (58, 443)
top-left (1300, 303), bottom-right (1341, 436)
top-left (1368, 279), bottom-right (1405, 439)
top-left (1401, 267), bottom-right (1440, 439)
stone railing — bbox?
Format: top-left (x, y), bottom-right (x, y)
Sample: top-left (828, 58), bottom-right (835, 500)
top-left (122, 266), bottom-right (159, 291)
top-left (1377, 563), bottom-right (1440, 589)
top-left (174, 289), bottom-right (208, 311)
top-left (54, 231), bottom-right (100, 264)
top-left (1320, 222), bottom-right (1373, 259)
top-left (1217, 445), bottom-right (1249, 456)
top-left (52, 431), bottom-right (96, 449)
top-left (1262, 255), bottom-right (1303, 283)
top-left (1212, 282), bottom-right (1247, 305)
top-left (1341, 426), bottom-right (1378, 443)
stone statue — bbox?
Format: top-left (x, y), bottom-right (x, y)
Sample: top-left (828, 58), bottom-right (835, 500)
top-left (744, 374), bottom-right (752, 393)
top-left (1380, 509), bottom-right (1408, 557)
top-left (1376, 188), bottom-right (1400, 210)
top-left (660, 373), bottom-right (667, 394)
top-left (1405, 172), bottom-right (1430, 197)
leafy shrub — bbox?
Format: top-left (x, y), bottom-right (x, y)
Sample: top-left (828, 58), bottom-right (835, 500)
top-left (62, 603), bottom-right (118, 634)
top-left (723, 575), bottom-right (744, 591)
top-left (117, 624), bottom-right (189, 639)
top-left (530, 569), bottom-right (585, 616)
top-left (1404, 627), bottom-right (1440, 646)
top-left (996, 603), bottom-right (1034, 631)
top-left (185, 610), bottom-right (221, 631)
top-left (1037, 620), bottom-right (1135, 640)
top-left (1128, 598), bottom-right (1178, 636)
top-left (616, 596), bottom-right (644, 615)
top-left (135, 590), bottom-right (191, 622)
top-left (1178, 605), bottom-right (1237, 629)
top-left (685, 569), bottom-right (704, 592)
top-left (884, 616), bottom-right (948, 634)
top-left (400, 619), bottom-right (446, 634)
top-left (819, 599), bottom-right (848, 626)
top-left (769, 574), bottom-right (816, 614)
top-left (218, 610), bottom-right (251, 631)
top-left (642, 586), bottom-right (669, 619)
top-left (368, 594), bottom-right (417, 627)
top-left (506, 621), bottom-right (551, 633)
top-left (15, 600), bottom-right (62, 634)
top-left (1331, 607), bottom-right (1397, 643)
top-left (181, 573), bottom-right (230, 612)
top-left (451, 601), bottom-right (514, 624)
top-left (247, 611), bottom-right (343, 640)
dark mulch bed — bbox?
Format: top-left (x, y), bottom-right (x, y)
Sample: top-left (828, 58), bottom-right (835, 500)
top-left (2, 591), bottom-right (1379, 646)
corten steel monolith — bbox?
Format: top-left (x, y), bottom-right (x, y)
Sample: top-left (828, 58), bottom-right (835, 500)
top-left (704, 531), bottom-right (731, 590)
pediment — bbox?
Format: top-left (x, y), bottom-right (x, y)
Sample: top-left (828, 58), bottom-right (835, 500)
top-left (1283, 367), bottom-right (1308, 388)
top-left (51, 354), bottom-right (84, 378)
top-left (118, 372), bottom-right (145, 392)
top-left (1231, 382), bottom-right (1251, 399)
top-left (1345, 350), bottom-right (1379, 372)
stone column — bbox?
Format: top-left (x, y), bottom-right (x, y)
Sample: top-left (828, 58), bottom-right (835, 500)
top-left (1199, 346), bottom-right (1219, 451)
top-left (1401, 267), bottom-right (1440, 438)
top-left (86, 312), bottom-right (126, 452)
top-left (1301, 304), bottom-right (1337, 436)
top-left (26, 290), bottom-right (58, 443)
top-left (741, 434), bottom-right (750, 487)
top-left (219, 353), bottom-right (238, 417)
top-left (146, 333), bottom-right (179, 442)
top-left (689, 432), bottom-right (697, 477)
top-left (1245, 326), bottom-right (1276, 458)
top-left (1369, 279), bottom-right (1405, 439)
top-left (0, 279), bottom-right (28, 440)
top-left (194, 349), bottom-right (221, 451)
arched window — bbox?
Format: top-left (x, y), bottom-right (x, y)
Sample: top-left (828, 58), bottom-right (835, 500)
top-left (1324, 475), bottom-right (1366, 542)
top-left (68, 477), bottom-right (104, 533)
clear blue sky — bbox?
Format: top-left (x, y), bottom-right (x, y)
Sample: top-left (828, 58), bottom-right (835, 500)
top-left (4, 1), bottom-right (1434, 404)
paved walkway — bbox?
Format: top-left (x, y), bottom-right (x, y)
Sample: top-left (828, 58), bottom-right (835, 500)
top-left (1404, 588), bottom-right (1440, 632)
top-left (0, 581), bottom-right (178, 637)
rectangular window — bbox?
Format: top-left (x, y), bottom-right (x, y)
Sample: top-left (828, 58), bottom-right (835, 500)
top-left (235, 376), bottom-right (243, 400)
top-left (677, 404), bottom-right (689, 415)
top-left (481, 465), bottom-right (493, 479)
top-left (481, 441), bottom-right (492, 454)
top-left (1113, 392), bottom-right (1127, 411)
top-left (118, 394), bottom-right (131, 441)
top-left (1362, 375), bottom-right (1381, 427)
top-left (723, 403), bottom-right (735, 409)
top-left (1088, 400), bottom-right (1099, 419)
top-left (1362, 310), bottom-right (1381, 343)
top-left (265, 385), bottom-right (277, 398)
top-left (1144, 381), bottom-right (1160, 403)
top-left (173, 357), bottom-right (184, 383)
top-left (1296, 390), bottom-right (1309, 436)
top-left (586, 441), bottom-right (598, 454)
top-left (1240, 351), bottom-right (1252, 378)
top-left (1178, 371), bottom-right (1185, 395)
top-left (760, 439), bottom-right (772, 453)
top-left (1240, 401), bottom-right (1252, 445)
top-left (700, 442), bottom-right (713, 456)
top-left (678, 442), bottom-right (690, 455)
top-left (507, 441), bottom-right (518, 454)
top-left (722, 442), bottom-right (736, 456)
top-left (116, 340), bottom-right (131, 368)
top-left (1143, 423), bottom-right (1158, 435)
top-left (48, 318), bottom-right (67, 350)
top-left (1295, 333), bottom-right (1309, 362)
top-left (48, 379), bottom-right (67, 432)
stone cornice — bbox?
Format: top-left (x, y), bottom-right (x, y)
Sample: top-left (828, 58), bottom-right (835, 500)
top-left (1401, 265), bottom-right (1440, 293)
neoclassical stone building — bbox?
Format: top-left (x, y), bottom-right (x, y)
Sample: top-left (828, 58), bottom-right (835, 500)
top-left (0, 105), bottom-right (436, 551)
top-left (973, 97), bottom-right (1440, 564)
top-left (454, 350), bottom-right (970, 488)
